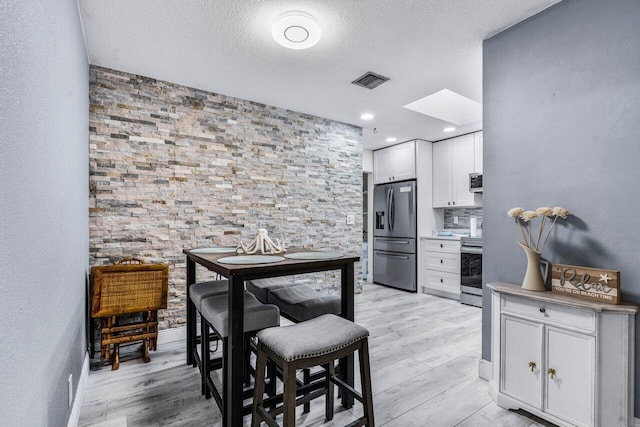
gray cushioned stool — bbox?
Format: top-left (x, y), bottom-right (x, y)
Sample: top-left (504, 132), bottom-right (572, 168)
top-left (268, 284), bottom-right (341, 322)
top-left (252, 314), bottom-right (375, 427)
top-left (246, 277), bottom-right (293, 303)
top-left (186, 280), bottom-right (229, 394)
top-left (200, 291), bottom-right (280, 422)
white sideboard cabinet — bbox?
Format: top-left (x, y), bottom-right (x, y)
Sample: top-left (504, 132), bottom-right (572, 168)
top-left (373, 140), bottom-right (416, 184)
top-left (489, 282), bottom-right (637, 427)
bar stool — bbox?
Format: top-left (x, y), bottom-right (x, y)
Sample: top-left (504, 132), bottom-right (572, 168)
top-left (200, 292), bottom-right (280, 423)
top-left (268, 284), bottom-right (340, 322)
top-left (252, 314), bottom-right (375, 427)
top-left (187, 280), bottom-right (229, 394)
top-left (245, 277), bottom-right (293, 304)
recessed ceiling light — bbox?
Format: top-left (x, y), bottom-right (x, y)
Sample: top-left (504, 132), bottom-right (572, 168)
top-left (386, 137), bottom-right (397, 143)
top-left (443, 127), bottom-right (456, 132)
top-left (272, 11), bottom-right (321, 50)
top-left (360, 113), bottom-right (374, 120)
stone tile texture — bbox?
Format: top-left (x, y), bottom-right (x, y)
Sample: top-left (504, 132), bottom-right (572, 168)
top-left (89, 66), bottom-right (363, 329)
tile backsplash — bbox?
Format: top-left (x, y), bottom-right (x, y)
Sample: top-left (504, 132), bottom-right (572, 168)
top-left (444, 208), bottom-right (483, 230)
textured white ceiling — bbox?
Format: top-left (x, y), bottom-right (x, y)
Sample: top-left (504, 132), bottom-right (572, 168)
top-left (78, 0), bottom-right (561, 150)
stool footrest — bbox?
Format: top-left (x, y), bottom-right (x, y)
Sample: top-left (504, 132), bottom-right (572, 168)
top-left (331, 375), bottom-right (364, 404)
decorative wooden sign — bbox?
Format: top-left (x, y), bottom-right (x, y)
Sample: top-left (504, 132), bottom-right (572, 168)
top-left (551, 263), bottom-right (620, 304)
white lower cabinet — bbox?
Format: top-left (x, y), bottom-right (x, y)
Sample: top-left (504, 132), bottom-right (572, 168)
top-left (420, 237), bottom-right (460, 299)
top-left (489, 283), bottom-right (637, 427)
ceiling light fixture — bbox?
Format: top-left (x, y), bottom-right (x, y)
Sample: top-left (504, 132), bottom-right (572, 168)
top-left (272, 11), bottom-right (321, 50)
top-left (386, 137), bottom-right (397, 143)
top-left (360, 113), bottom-right (374, 120)
top-left (443, 127), bottom-right (456, 132)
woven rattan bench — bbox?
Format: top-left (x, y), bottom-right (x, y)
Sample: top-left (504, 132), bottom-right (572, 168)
top-left (90, 258), bottom-right (168, 370)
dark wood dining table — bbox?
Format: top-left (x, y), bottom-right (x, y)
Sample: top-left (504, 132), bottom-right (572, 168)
top-left (183, 247), bottom-right (360, 426)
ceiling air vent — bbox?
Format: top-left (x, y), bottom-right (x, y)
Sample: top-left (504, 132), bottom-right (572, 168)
top-left (351, 72), bottom-right (389, 90)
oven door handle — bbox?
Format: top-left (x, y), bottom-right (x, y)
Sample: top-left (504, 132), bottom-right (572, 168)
top-left (461, 247), bottom-right (483, 255)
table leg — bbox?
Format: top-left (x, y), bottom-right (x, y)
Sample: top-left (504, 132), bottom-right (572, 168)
top-left (186, 257), bottom-right (196, 366)
top-left (225, 274), bottom-right (245, 426)
top-left (339, 262), bottom-right (355, 409)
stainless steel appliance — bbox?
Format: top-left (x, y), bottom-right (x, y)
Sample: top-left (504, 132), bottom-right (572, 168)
top-left (373, 180), bottom-right (416, 292)
top-left (469, 172), bottom-right (483, 193)
top-left (460, 237), bottom-right (482, 307)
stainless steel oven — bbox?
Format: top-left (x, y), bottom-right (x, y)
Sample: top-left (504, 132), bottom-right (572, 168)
top-left (460, 237), bottom-right (482, 307)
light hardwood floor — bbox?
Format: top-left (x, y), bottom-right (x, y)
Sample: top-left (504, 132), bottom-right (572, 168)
top-left (79, 284), bottom-right (553, 426)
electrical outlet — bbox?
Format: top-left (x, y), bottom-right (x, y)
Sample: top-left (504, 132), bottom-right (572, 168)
top-left (453, 216), bottom-right (459, 224)
top-left (346, 214), bottom-right (355, 225)
top-left (68, 374), bottom-right (73, 408)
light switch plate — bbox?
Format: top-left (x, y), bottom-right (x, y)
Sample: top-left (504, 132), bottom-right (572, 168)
top-left (346, 214), bottom-right (355, 225)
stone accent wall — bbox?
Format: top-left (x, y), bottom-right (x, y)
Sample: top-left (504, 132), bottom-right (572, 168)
top-left (89, 66), bottom-right (362, 329)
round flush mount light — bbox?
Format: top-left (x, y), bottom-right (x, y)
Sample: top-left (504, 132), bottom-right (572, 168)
top-left (360, 113), bottom-right (374, 120)
top-left (443, 127), bottom-right (456, 132)
top-left (272, 11), bottom-right (321, 50)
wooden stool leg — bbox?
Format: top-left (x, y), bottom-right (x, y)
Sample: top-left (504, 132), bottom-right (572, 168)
top-left (359, 338), bottom-right (375, 427)
top-left (201, 319), bottom-right (210, 398)
top-left (283, 363), bottom-right (297, 426)
top-left (244, 335), bottom-right (252, 386)
top-left (325, 362), bottom-right (335, 421)
top-left (303, 369), bottom-right (311, 414)
top-left (251, 343), bottom-right (268, 427)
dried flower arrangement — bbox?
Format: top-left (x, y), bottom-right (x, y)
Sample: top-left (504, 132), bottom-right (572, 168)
top-left (507, 207), bottom-right (570, 253)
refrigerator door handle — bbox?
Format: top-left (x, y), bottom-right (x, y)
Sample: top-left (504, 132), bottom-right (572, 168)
top-left (389, 188), bottom-right (395, 232)
top-left (375, 238), bottom-right (410, 244)
top-left (386, 188), bottom-right (391, 231)
top-left (375, 252), bottom-right (410, 260)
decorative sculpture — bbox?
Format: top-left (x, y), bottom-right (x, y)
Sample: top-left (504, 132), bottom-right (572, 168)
top-left (238, 228), bottom-right (287, 255)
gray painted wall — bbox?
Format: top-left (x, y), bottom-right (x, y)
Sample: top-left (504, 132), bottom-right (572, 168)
top-left (483, 0), bottom-right (640, 415)
top-left (0, 2), bottom-right (89, 425)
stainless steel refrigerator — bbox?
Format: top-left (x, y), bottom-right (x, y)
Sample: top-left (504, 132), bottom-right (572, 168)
top-left (373, 180), bottom-right (417, 292)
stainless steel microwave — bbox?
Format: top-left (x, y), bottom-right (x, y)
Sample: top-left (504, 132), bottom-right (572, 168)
top-left (469, 173), bottom-right (483, 193)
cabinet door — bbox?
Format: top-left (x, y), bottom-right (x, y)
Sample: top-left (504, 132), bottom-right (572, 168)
top-left (432, 140), bottom-right (452, 207)
top-left (451, 134), bottom-right (476, 207)
top-left (501, 316), bottom-right (542, 408)
top-left (474, 132), bottom-right (483, 173)
top-left (544, 327), bottom-right (594, 427)
top-left (373, 147), bottom-right (395, 184)
top-left (393, 141), bottom-right (416, 182)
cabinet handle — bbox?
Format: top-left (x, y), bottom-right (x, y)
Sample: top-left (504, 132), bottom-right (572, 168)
top-left (528, 361), bottom-right (536, 372)
top-left (547, 368), bottom-right (556, 379)
top-left (440, 278), bottom-right (444, 283)
top-left (539, 308), bottom-right (546, 313)
top-left (452, 201), bottom-right (456, 205)
top-left (440, 244), bottom-right (443, 248)
top-left (440, 259), bottom-right (443, 263)
top-left (448, 202), bottom-right (451, 206)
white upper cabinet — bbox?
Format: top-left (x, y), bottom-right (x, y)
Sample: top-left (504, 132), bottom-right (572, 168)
top-left (474, 131), bottom-right (483, 173)
top-left (373, 140), bottom-right (416, 184)
top-left (432, 141), bottom-right (453, 207)
top-left (432, 133), bottom-right (482, 208)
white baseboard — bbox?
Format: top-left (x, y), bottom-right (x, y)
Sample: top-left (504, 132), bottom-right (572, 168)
top-left (67, 352), bottom-right (90, 427)
top-left (478, 358), bottom-right (492, 381)
top-left (158, 325), bottom-right (186, 345)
